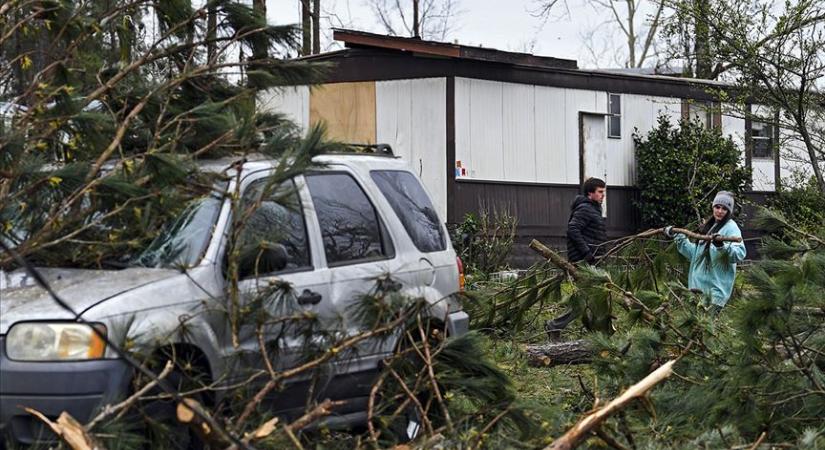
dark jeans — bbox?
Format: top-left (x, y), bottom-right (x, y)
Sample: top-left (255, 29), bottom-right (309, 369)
top-left (545, 309), bottom-right (575, 332)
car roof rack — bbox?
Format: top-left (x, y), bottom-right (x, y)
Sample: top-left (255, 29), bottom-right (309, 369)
top-left (345, 143), bottom-right (395, 157)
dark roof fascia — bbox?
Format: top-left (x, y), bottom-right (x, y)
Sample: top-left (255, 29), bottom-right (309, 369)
top-left (308, 48), bottom-right (738, 102)
top-left (332, 28), bottom-right (578, 70)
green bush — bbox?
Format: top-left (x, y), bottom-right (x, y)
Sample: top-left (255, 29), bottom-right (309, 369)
top-left (768, 173), bottom-right (825, 231)
top-left (450, 209), bottom-right (517, 275)
top-left (634, 115), bottom-right (751, 228)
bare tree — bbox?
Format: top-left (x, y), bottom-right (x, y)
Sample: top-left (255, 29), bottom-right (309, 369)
top-left (534, 0), bottom-right (667, 68)
top-left (299, 0), bottom-right (322, 55)
top-left (658, 0), bottom-right (722, 78)
top-left (302, 0), bottom-right (312, 55)
top-left (368, 0), bottom-right (462, 41)
top-left (673, 0), bottom-right (825, 193)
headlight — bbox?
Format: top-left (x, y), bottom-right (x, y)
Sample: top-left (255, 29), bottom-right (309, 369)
top-left (6, 323), bottom-right (106, 361)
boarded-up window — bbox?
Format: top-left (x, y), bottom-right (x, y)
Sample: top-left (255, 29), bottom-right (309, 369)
top-left (309, 82), bottom-right (376, 144)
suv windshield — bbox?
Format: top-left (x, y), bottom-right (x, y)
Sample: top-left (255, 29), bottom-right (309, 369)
top-left (133, 192), bottom-right (225, 269)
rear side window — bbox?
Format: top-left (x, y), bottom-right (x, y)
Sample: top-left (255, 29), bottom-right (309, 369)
top-left (370, 170), bottom-right (446, 253)
top-left (305, 172), bottom-right (393, 266)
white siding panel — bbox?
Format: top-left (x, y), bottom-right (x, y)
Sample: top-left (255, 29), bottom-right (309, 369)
top-left (502, 84), bottom-right (536, 182)
top-left (752, 159), bottom-right (776, 191)
top-left (564, 89), bottom-right (601, 183)
top-left (410, 78), bottom-right (447, 219)
top-left (376, 80), bottom-right (413, 162)
top-left (623, 94), bottom-right (656, 138)
top-left (611, 94), bottom-right (654, 186)
top-left (455, 77), bottom-right (473, 178)
top-left (650, 96), bottom-right (682, 124)
top-left (721, 111), bottom-right (746, 163)
top-left (534, 86), bottom-right (567, 183)
top-left (469, 79), bottom-right (504, 180)
top-left (779, 129), bottom-right (812, 187)
top-left (258, 86), bottom-right (310, 131)
top-left (376, 78), bottom-right (447, 218)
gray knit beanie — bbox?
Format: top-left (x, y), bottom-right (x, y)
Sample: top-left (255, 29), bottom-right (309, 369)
top-left (713, 191), bottom-right (735, 215)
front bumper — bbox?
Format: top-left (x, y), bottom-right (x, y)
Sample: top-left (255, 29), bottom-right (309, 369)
top-left (0, 336), bottom-right (131, 445)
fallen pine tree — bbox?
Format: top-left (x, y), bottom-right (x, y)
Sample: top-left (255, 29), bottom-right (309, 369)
top-left (472, 209), bottom-right (825, 449)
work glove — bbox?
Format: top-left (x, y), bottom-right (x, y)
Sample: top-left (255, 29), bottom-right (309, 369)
top-left (710, 233), bottom-right (724, 248)
top-left (663, 226), bottom-right (675, 239)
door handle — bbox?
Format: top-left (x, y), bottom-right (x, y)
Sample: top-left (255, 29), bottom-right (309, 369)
top-left (297, 289), bottom-right (322, 305)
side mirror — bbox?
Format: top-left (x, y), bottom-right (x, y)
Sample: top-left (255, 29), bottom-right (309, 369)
top-left (239, 241), bottom-right (289, 277)
top-left (258, 242), bottom-right (288, 273)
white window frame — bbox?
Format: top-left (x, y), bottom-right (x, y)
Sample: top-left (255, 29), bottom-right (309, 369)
top-left (751, 121), bottom-right (774, 160)
top-left (607, 93), bottom-right (621, 139)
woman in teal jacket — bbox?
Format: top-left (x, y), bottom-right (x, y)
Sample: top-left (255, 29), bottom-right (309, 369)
top-left (664, 191), bottom-right (747, 309)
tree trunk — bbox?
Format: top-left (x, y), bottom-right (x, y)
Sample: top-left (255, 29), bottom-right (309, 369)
top-left (207, 2), bottom-right (217, 63)
top-left (312, 0), bottom-right (320, 54)
top-left (693, 0), bottom-right (712, 78)
top-left (797, 122), bottom-right (825, 196)
top-left (526, 340), bottom-right (594, 367)
top-left (252, 0), bottom-right (267, 60)
top-left (413, 0), bottom-right (420, 38)
top-left (301, 0), bottom-right (311, 55)
top-left (625, 0), bottom-right (637, 68)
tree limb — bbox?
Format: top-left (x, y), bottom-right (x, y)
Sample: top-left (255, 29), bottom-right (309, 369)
top-left (545, 360), bottom-right (676, 450)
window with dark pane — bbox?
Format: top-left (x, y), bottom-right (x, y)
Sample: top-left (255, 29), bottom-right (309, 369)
top-left (305, 172), bottom-right (388, 265)
top-left (237, 178), bottom-right (310, 278)
top-left (371, 170), bottom-right (446, 253)
top-left (752, 121), bottom-right (774, 159)
top-left (608, 93), bottom-right (621, 138)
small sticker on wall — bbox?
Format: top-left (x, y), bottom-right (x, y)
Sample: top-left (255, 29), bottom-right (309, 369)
top-left (455, 160), bottom-right (467, 178)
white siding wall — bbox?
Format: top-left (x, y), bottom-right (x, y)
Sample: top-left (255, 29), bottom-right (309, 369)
top-left (503, 84), bottom-right (537, 182)
top-left (534, 86), bottom-right (567, 183)
top-left (564, 89), bottom-right (604, 183)
top-left (456, 78), bottom-right (606, 184)
top-left (721, 111), bottom-right (746, 155)
top-left (258, 86), bottom-right (310, 130)
top-left (779, 129), bottom-right (812, 187)
top-left (376, 78), bottom-right (448, 219)
top-left (455, 77), bottom-right (693, 186)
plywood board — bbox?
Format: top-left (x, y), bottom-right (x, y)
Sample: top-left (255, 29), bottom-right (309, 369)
top-left (310, 82), bottom-right (376, 144)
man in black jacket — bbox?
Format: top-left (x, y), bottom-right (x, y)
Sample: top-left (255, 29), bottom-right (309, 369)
top-left (566, 178), bottom-right (607, 263)
top-left (546, 177), bottom-right (607, 339)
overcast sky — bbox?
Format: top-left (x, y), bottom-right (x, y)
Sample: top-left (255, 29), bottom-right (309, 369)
top-left (266, 0), bottom-right (665, 69)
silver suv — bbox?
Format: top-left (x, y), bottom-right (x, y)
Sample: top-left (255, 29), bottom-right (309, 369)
top-left (0, 151), bottom-right (468, 445)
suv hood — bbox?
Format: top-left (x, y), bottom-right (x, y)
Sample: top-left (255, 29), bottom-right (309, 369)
top-left (0, 267), bottom-right (178, 334)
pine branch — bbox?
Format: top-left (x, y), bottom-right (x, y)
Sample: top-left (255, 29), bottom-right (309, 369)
top-left (546, 360), bottom-right (676, 450)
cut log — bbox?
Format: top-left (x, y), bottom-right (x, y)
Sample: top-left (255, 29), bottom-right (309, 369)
top-left (526, 340), bottom-right (594, 367)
